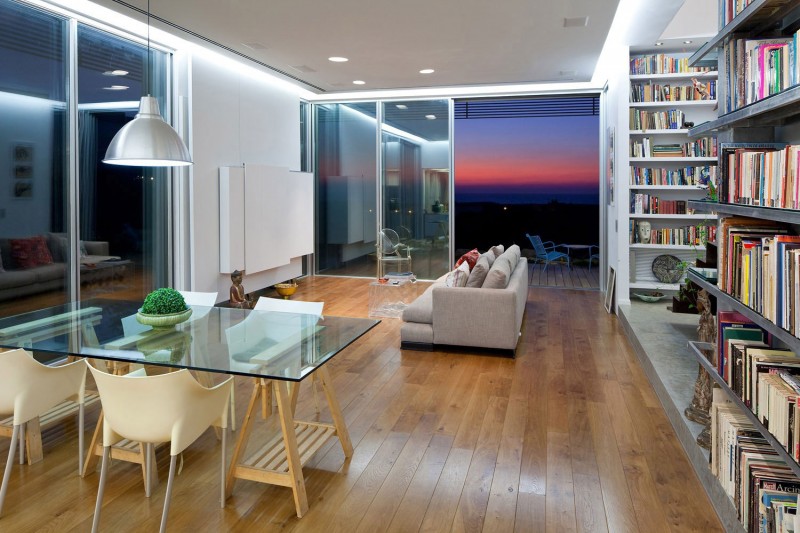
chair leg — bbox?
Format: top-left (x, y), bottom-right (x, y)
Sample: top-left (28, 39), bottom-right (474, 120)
top-left (160, 455), bottom-right (178, 533)
top-left (0, 424), bottom-right (19, 517)
top-left (92, 446), bottom-right (111, 533)
top-left (18, 423), bottom-right (24, 465)
top-left (78, 404), bottom-right (84, 475)
top-left (145, 443), bottom-right (153, 498)
top-left (220, 427), bottom-right (227, 508)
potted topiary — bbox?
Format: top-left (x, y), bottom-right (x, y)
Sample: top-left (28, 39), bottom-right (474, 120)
top-left (136, 287), bottom-right (192, 327)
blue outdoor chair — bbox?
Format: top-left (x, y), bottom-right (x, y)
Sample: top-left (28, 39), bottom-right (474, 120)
top-left (526, 234), bottom-right (570, 280)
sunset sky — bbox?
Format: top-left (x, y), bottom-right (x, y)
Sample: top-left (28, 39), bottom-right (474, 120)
top-left (454, 114), bottom-right (599, 203)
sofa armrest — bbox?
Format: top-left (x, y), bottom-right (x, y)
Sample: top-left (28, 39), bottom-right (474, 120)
top-left (431, 286), bottom-right (519, 350)
top-left (83, 241), bottom-right (109, 256)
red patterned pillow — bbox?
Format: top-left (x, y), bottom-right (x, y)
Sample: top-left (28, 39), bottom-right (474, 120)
top-left (10, 236), bottom-right (53, 269)
top-left (454, 248), bottom-right (480, 270)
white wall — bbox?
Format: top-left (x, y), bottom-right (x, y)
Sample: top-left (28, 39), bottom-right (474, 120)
top-left (421, 140), bottom-right (449, 169)
top-left (188, 51), bottom-right (302, 301)
top-left (0, 93), bottom-right (56, 238)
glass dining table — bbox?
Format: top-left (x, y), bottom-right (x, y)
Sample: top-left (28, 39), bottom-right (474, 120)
top-left (0, 298), bottom-right (379, 518)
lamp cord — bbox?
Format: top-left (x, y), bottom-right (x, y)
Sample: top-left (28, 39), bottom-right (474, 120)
top-left (146, 0), bottom-right (150, 95)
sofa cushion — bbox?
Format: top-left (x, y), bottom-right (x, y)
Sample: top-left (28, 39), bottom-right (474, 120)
top-left (33, 263), bottom-right (67, 283)
top-left (0, 269), bottom-right (37, 290)
top-left (402, 285), bottom-right (435, 323)
top-left (483, 250), bottom-right (496, 268)
top-left (10, 236), bottom-right (53, 269)
top-left (48, 233), bottom-right (68, 263)
top-left (466, 255), bottom-right (490, 288)
top-left (445, 261), bottom-right (470, 287)
top-left (482, 246), bottom-right (519, 289)
top-left (491, 244), bottom-right (505, 257)
top-left (454, 248), bottom-right (480, 270)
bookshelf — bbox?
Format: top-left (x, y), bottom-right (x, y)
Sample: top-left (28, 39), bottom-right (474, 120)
top-left (626, 53), bottom-right (718, 295)
top-left (681, 3), bottom-right (800, 530)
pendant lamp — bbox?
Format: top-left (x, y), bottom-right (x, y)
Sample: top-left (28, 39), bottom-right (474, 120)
top-left (103, 0), bottom-right (192, 167)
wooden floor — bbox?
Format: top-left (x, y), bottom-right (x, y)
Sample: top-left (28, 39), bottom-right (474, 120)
top-left (527, 263), bottom-right (600, 290)
top-left (0, 277), bottom-right (722, 532)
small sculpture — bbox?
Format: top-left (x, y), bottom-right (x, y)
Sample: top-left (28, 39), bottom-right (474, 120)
top-left (637, 220), bottom-right (651, 244)
top-left (685, 288), bottom-right (716, 449)
top-left (691, 78), bottom-right (709, 100)
top-left (230, 269), bottom-right (252, 309)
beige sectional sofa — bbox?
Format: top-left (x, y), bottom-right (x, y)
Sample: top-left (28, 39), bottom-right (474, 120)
top-left (400, 244), bottom-right (528, 355)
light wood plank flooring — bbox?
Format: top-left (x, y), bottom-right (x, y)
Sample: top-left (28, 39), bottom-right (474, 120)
top-left (0, 277), bottom-right (721, 532)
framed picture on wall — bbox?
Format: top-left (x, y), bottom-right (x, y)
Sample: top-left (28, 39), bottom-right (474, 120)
top-left (12, 143), bottom-right (34, 199)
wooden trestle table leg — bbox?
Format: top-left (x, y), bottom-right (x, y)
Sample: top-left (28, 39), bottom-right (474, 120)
top-left (273, 379), bottom-right (309, 518)
top-left (316, 366), bottom-right (353, 457)
top-left (225, 378), bottom-right (266, 499)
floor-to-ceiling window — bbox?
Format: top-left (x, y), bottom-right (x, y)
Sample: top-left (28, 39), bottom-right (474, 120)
top-left (0, 0), bottom-right (173, 318)
top-left (315, 102), bottom-right (378, 277)
top-left (0, 1), bottom-right (69, 316)
top-left (77, 24), bottom-right (170, 302)
top-left (381, 100), bottom-right (450, 279)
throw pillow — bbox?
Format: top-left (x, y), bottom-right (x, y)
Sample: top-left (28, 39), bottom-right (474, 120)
top-left (491, 244), bottom-right (505, 257)
top-left (454, 248), bottom-right (480, 270)
top-left (444, 261), bottom-right (470, 288)
top-left (482, 252), bottom-right (513, 289)
top-left (483, 250), bottom-right (496, 267)
top-left (10, 236), bottom-right (53, 269)
top-left (466, 255), bottom-right (490, 288)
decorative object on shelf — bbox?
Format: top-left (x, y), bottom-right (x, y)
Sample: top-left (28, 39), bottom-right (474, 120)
top-left (102, 0), bottom-right (191, 167)
top-left (229, 269), bottom-right (252, 309)
top-left (274, 281), bottom-right (298, 299)
top-left (136, 287), bottom-right (192, 327)
top-left (632, 291), bottom-right (665, 303)
top-left (684, 289), bottom-right (716, 449)
top-left (651, 254), bottom-right (682, 283)
top-left (637, 220), bottom-right (652, 244)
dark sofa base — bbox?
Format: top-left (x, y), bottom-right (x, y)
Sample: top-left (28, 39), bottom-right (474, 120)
top-left (400, 340), bottom-right (517, 358)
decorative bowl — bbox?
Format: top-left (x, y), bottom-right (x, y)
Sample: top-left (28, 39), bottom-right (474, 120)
top-left (633, 292), bottom-right (665, 303)
top-left (274, 282), bottom-right (298, 299)
top-left (135, 308), bottom-right (192, 328)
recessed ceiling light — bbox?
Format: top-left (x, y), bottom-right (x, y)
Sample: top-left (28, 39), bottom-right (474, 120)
top-left (425, 114), bottom-right (436, 120)
top-left (563, 16), bottom-right (589, 27)
top-left (655, 42), bottom-right (664, 46)
top-left (353, 80), bottom-right (365, 85)
top-left (396, 104), bottom-right (408, 109)
top-left (419, 68), bottom-right (435, 74)
top-left (329, 56), bottom-right (348, 62)
top-left (103, 85), bottom-right (129, 91)
top-left (683, 40), bottom-right (693, 44)
top-left (103, 70), bottom-right (128, 76)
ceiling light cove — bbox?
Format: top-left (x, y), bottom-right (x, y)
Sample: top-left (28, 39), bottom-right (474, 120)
top-left (103, 70), bottom-right (129, 76)
top-left (328, 56), bottom-right (349, 62)
top-left (419, 69), bottom-right (435, 74)
top-left (353, 80), bottom-right (366, 85)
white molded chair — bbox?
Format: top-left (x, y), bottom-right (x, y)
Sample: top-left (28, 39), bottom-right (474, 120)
top-left (88, 364), bottom-right (232, 533)
top-left (254, 296), bottom-right (323, 318)
top-left (178, 290), bottom-right (217, 318)
top-left (0, 349), bottom-right (87, 516)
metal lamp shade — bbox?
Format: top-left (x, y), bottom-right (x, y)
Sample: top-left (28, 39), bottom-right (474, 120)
top-left (103, 96), bottom-right (192, 167)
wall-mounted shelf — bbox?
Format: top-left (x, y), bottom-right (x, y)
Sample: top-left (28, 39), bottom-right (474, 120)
top-left (687, 270), bottom-right (800, 354)
top-left (629, 213), bottom-right (714, 219)
top-left (629, 157), bottom-right (717, 163)
top-left (629, 72), bottom-right (718, 81)
top-left (629, 185), bottom-right (707, 191)
top-left (630, 281), bottom-right (679, 291)
top-left (629, 243), bottom-right (704, 250)
top-left (689, 0), bottom-right (797, 66)
top-left (688, 200), bottom-right (800, 225)
top-left (631, 101), bottom-right (718, 108)
top-left (689, 85), bottom-right (800, 137)
top-left (687, 340), bottom-right (800, 479)
top-left (630, 129), bottom-right (690, 135)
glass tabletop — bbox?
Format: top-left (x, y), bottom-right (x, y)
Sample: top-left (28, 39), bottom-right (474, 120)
top-left (0, 298), bottom-right (379, 382)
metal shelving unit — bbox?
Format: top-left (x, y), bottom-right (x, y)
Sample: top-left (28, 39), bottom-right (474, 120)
top-left (689, 85), bottom-right (800, 137)
top-left (688, 200), bottom-right (800, 226)
top-left (687, 340), bottom-right (800, 478)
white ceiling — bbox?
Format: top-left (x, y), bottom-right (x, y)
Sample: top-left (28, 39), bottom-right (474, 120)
top-left (89, 0), bottom-right (628, 94)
